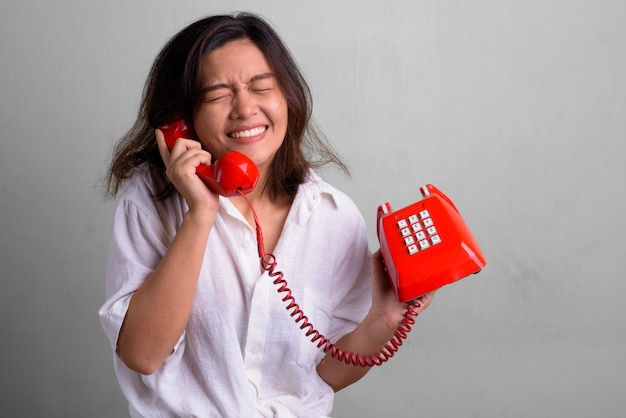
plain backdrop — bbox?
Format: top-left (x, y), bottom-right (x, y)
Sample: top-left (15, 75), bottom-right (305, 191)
top-left (1, 1), bottom-right (625, 417)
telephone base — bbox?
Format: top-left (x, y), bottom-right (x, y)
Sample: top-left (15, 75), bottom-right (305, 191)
top-left (377, 184), bottom-right (486, 302)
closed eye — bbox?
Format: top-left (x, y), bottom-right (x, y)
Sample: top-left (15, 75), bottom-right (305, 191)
top-left (204, 92), bottom-right (232, 103)
top-left (249, 74), bottom-right (276, 94)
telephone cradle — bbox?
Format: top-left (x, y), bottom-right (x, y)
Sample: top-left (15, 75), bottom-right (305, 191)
top-left (377, 184), bottom-right (486, 302)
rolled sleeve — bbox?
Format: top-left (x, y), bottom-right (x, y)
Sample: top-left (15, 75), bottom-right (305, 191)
top-left (98, 177), bottom-right (180, 353)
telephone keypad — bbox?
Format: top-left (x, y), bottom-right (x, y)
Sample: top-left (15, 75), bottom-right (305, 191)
top-left (397, 209), bottom-right (442, 255)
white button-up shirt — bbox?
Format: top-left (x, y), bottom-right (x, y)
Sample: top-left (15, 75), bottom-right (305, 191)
top-left (99, 166), bottom-right (372, 417)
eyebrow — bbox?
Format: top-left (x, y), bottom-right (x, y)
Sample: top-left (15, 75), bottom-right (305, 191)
top-left (200, 73), bottom-right (275, 93)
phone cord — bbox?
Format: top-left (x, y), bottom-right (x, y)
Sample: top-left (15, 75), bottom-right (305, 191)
top-left (238, 190), bottom-right (421, 367)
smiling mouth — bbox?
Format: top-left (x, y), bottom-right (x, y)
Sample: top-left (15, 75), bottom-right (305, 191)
top-left (228, 125), bottom-right (268, 139)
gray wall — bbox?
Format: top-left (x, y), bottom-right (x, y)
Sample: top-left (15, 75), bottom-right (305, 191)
top-left (1, 1), bottom-right (625, 417)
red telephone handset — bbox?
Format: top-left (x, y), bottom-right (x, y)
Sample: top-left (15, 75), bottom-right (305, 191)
top-left (377, 184), bottom-right (486, 302)
top-left (160, 119), bottom-right (259, 197)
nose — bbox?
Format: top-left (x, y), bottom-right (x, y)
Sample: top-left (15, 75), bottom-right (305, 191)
top-left (230, 90), bottom-right (257, 120)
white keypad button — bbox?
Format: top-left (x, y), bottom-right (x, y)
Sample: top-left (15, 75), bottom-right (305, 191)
top-left (392, 205), bottom-right (442, 255)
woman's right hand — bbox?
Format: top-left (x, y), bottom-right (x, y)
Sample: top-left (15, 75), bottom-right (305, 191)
top-left (155, 129), bottom-right (219, 214)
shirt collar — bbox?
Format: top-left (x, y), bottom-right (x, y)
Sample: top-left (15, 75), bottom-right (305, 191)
top-left (217, 169), bottom-right (340, 227)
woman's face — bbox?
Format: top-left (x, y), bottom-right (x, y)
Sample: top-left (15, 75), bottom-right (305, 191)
top-left (192, 39), bottom-right (289, 173)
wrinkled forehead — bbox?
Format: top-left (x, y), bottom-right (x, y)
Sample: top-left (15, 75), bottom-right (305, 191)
top-left (199, 39), bottom-right (276, 86)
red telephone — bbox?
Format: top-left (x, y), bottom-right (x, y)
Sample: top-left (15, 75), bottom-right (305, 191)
top-left (377, 184), bottom-right (486, 302)
top-left (160, 119), bottom-right (259, 196)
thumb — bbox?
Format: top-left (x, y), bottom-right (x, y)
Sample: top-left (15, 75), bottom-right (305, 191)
top-left (371, 249), bottom-right (392, 295)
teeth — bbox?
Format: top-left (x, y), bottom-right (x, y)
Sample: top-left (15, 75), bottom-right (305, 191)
top-left (231, 126), bottom-right (266, 139)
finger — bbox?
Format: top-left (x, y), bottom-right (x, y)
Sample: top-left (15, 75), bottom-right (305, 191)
top-left (372, 249), bottom-right (388, 272)
top-left (420, 290), bottom-right (436, 306)
top-left (370, 249), bottom-right (392, 294)
top-left (371, 249), bottom-right (385, 275)
top-left (409, 290), bottom-right (436, 314)
top-left (155, 129), bottom-right (171, 165)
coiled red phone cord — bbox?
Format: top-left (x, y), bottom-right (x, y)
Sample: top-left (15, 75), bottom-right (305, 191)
top-left (238, 190), bottom-right (421, 367)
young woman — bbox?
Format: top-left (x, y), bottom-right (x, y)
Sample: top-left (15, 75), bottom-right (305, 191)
top-left (100, 12), bottom-right (434, 417)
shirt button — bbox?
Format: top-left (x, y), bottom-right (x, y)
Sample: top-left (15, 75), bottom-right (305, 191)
top-left (250, 344), bottom-right (262, 355)
top-left (243, 240), bottom-right (251, 249)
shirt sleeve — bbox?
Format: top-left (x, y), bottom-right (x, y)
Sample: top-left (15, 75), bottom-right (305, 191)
top-left (98, 192), bottom-right (175, 352)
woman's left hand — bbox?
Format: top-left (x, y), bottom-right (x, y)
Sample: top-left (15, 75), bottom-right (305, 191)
top-left (316, 249), bottom-right (436, 391)
top-left (370, 249), bottom-right (435, 332)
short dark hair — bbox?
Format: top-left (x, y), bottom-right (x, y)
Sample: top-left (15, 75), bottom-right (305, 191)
top-left (106, 12), bottom-right (346, 202)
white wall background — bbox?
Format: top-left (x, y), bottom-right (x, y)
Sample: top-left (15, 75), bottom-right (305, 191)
top-left (1, 1), bottom-right (625, 417)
